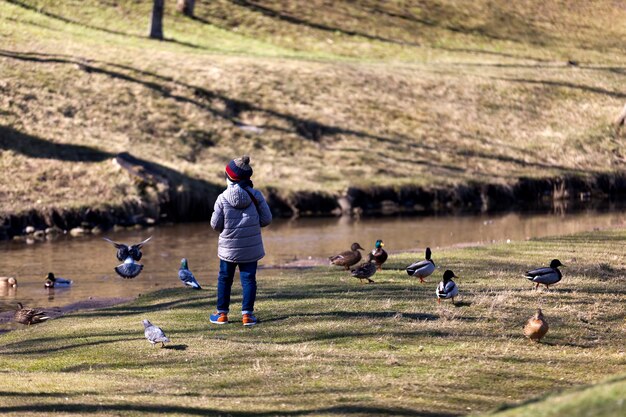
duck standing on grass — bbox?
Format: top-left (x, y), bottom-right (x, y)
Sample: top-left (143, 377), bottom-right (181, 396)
top-left (525, 259), bottom-right (564, 290)
top-left (143, 319), bottom-right (170, 348)
top-left (370, 239), bottom-right (388, 271)
top-left (329, 243), bottom-right (364, 270)
top-left (14, 302), bottom-right (49, 325)
top-left (406, 247), bottom-right (436, 283)
top-left (350, 254), bottom-right (377, 283)
top-left (103, 236), bottom-right (152, 279)
top-left (524, 308), bottom-right (549, 343)
top-left (178, 258), bottom-right (202, 289)
top-left (436, 270), bottom-right (459, 304)
top-left (44, 272), bottom-right (72, 288)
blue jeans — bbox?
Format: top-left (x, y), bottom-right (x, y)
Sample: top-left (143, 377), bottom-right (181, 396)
top-left (216, 259), bottom-right (257, 315)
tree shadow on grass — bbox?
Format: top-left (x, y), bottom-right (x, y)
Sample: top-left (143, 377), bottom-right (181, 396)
top-left (260, 310), bottom-right (439, 324)
top-left (0, 125), bottom-right (113, 162)
top-left (0, 403), bottom-right (457, 416)
top-left (229, 0), bottom-right (420, 47)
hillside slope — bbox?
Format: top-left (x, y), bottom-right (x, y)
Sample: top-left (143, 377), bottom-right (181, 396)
top-left (484, 375), bottom-right (626, 417)
top-left (1, 0), bottom-right (626, 225)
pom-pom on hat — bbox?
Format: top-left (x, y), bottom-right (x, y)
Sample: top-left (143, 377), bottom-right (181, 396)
top-left (225, 155), bottom-right (253, 182)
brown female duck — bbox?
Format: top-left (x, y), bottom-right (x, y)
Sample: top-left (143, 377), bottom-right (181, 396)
top-left (523, 308), bottom-right (549, 342)
top-left (14, 302), bottom-right (49, 325)
top-left (329, 243), bottom-right (364, 270)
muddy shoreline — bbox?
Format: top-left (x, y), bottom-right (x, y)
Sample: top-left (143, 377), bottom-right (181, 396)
top-left (2, 153), bottom-right (626, 241)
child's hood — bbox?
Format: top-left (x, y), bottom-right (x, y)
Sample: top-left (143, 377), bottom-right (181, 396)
top-left (223, 184), bottom-right (253, 209)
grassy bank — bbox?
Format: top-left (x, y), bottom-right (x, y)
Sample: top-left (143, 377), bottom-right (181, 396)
top-left (1, 1), bottom-right (626, 219)
top-left (0, 228), bottom-right (625, 416)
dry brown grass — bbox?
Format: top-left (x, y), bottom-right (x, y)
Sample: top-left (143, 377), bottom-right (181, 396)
top-left (0, 1), bottom-right (625, 215)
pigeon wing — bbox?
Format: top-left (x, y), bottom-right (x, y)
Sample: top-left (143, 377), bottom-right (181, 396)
top-left (178, 268), bottom-right (201, 289)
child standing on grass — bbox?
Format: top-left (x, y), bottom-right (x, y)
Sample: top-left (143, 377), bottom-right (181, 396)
top-left (210, 155), bottom-right (272, 326)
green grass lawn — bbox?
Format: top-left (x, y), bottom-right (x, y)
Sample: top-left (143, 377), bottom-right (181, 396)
top-left (1, 229), bottom-right (625, 416)
top-left (1, 1), bottom-right (626, 215)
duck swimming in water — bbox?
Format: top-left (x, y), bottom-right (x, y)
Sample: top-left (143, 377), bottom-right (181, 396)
top-left (44, 272), bottom-right (72, 288)
top-left (0, 276), bottom-right (17, 287)
top-left (329, 243), bottom-right (364, 270)
top-left (525, 259), bottom-right (564, 290)
top-left (406, 247), bottom-right (436, 283)
top-left (103, 236), bottom-right (152, 279)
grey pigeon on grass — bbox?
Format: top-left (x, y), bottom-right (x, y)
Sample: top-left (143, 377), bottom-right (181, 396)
top-left (143, 319), bottom-right (170, 348)
top-left (178, 258), bottom-right (201, 289)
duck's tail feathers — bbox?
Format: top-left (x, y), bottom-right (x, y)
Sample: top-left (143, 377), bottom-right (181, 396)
top-left (33, 315), bottom-right (50, 323)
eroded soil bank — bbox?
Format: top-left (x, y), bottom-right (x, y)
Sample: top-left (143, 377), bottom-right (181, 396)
top-left (3, 154), bottom-right (626, 241)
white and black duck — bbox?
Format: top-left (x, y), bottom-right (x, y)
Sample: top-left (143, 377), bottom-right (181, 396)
top-left (406, 247), bottom-right (436, 283)
top-left (350, 255), bottom-right (377, 284)
top-left (178, 258), bottom-right (201, 289)
top-left (525, 259), bottom-right (564, 290)
top-left (143, 319), bottom-right (170, 348)
top-left (44, 272), bottom-right (72, 288)
top-left (436, 270), bottom-right (459, 304)
top-left (103, 236), bottom-right (152, 279)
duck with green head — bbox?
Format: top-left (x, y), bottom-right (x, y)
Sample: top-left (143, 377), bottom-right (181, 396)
top-left (436, 270), bottom-right (459, 304)
top-left (406, 247), bottom-right (435, 283)
top-left (525, 259), bottom-right (564, 290)
top-left (370, 239), bottom-right (388, 271)
top-left (44, 272), bottom-right (72, 288)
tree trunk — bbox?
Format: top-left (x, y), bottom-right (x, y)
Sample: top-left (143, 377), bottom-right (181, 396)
top-left (176, 0), bottom-right (195, 17)
top-left (149, 0), bottom-right (165, 40)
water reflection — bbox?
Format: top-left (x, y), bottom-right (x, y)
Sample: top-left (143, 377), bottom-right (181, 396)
top-left (1, 208), bottom-right (625, 322)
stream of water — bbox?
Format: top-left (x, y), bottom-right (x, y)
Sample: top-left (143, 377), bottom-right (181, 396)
top-left (1, 207), bottom-right (625, 330)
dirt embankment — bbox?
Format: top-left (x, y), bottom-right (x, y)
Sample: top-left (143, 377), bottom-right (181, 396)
top-left (3, 153), bottom-right (626, 241)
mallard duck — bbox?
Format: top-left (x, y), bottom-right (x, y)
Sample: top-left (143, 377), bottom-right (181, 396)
top-left (436, 270), bottom-right (459, 304)
top-left (329, 242), bottom-right (364, 270)
top-left (525, 259), bottom-right (564, 290)
top-left (143, 319), bottom-right (170, 348)
top-left (103, 236), bottom-right (152, 278)
top-left (524, 308), bottom-right (549, 342)
top-left (350, 255), bottom-right (377, 283)
top-left (370, 239), bottom-right (388, 271)
top-left (0, 276), bottom-right (17, 287)
top-left (406, 247), bottom-right (435, 283)
top-left (178, 258), bottom-right (201, 289)
top-left (14, 302), bottom-right (49, 325)
top-left (44, 272), bottom-right (72, 288)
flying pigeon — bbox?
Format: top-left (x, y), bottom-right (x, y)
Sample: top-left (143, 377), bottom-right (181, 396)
top-left (103, 236), bottom-right (152, 279)
top-left (143, 319), bottom-right (170, 348)
top-left (178, 258), bottom-right (201, 289)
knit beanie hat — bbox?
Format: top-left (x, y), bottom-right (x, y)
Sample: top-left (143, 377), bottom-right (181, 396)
top-left (225, 155), bottom-right (253, 182)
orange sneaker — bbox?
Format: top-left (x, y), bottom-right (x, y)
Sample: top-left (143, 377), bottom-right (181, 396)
top-left (242, 313), bottom-right (258, 326)
top-left (209, 312), bottom-right (228, 324)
